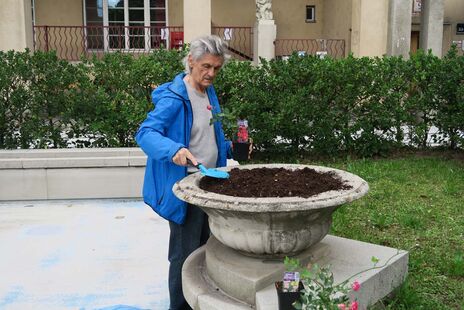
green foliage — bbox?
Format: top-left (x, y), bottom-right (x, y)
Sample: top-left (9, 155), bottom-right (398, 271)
top-left (404, 49), bottom-right (441, 148)
top-left (0, 49), bottom-right (81, 148)
top-left (1, 48), bottom-right (463, 152)
top-left (283, 257), bottom-right (354, 310)
top-left (295, 265), bottom-right (350, 310)
top-left (69, 49), bottom-right (186, 147)
top-left (28, 51), bottom-right (82, 148)
top-left (284, 257), bottom-right (360, 310)
top-left (433, 46), bottom-right (464, 149)
top-left (0, 50), bottom-right (34, 148)
top-left (447, 251), bottom-right (464, 277)
top-left (0, 48), bottom-right (184, 148)
top-left (325, 154), bottom-right (464, 309)
top-left (73, 53), bottom-right (149, 147)
top-left (216, 51), bottom-right (464, 156)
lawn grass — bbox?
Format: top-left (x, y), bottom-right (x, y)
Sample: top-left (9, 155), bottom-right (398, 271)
top-left (252, 151), bottom-right (464, 309)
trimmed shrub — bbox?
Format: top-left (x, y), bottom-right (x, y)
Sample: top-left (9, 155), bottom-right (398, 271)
top-left (1, 48), bottom-right (463, 155)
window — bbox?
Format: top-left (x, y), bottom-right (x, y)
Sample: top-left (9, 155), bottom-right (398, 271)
top-left (85, 0), bottom-right (104, 49)
top-left (84, 0), bottom-right (167, 50)
top-left (457, 23), bottom-right (464, 35)
top-left (306, 5), bottom-right (315, 23)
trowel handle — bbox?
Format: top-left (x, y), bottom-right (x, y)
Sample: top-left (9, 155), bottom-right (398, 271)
top-left (186, 158), bottom-right (200, 168)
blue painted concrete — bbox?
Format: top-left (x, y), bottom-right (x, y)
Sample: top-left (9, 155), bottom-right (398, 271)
top-left (0, 199), bottom-right (170, 310)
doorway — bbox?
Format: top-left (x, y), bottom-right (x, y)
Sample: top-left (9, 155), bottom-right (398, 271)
top-left (411, 31), bottom-right (420, 54)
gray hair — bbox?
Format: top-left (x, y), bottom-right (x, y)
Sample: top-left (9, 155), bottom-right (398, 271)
top-left (183, 35), bottom-right (230, 74)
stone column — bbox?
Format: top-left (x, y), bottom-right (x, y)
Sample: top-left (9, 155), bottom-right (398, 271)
top-left (183, 0), bottom-right (211, 43)
top-left (387, 0), bottom-right (413, 58)
top-left (420, 0), bottom-right (445, 57)
top-left (253, 0), bottom-right (277, 64)
top-left (0, 0), bottom-right (33, 51)
top-left (351, 0), bottom-right (389, 57)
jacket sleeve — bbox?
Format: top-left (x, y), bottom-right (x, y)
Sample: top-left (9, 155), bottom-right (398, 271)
top-left (135, 97), bottom-right (185, 162)
top-left (226, 139), bottom-right (233, 159)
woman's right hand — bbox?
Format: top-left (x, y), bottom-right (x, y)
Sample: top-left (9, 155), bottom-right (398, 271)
top-left (172, 148), bottom-right (198, 167)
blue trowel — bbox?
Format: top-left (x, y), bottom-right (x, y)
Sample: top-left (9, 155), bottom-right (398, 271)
top-left (188, 159), bottom-right (229, 179)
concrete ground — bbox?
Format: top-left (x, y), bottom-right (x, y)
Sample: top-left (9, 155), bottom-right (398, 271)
top-left (0, 199), bottom-right (170, 310)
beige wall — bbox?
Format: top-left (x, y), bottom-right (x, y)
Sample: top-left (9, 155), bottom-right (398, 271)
top-left (184, 0), bottom-right (211, 42)
top-left (323, 0), bottom-right (352, 56)
top-left (34, 0), bottom-right (84, 58)
top-left (443, 0), bottom-right (464, 55)
top-left (211, 0), bottom-right (255, 59)
top-left (35, 0), bottom-right (83, 25)
top-left (27, 0), bottom-right (464, 59)
top-left (351, 0), bottom-right (389, 57)
top-left (212, 0), bottom-right (255, 27)
top-left (168, 0), bottom-right (183, 26)
top-left (412, 0), bottom-right (463, 56)
top-left (0, 0), bottom-right (33, 51)
top-left (273, 0), bottom-right (323, 39)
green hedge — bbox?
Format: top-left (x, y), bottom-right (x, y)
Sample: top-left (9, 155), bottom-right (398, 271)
top-left (215, 47), bottom-right (464, 156)
top-left (1, 48), bottom-right (463, 156)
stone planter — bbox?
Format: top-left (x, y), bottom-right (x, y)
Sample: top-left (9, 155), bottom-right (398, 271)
top-left (173, 164), bottom-right (369, 258)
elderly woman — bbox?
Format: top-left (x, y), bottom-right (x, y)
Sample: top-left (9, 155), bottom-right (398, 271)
top-left (136, 35), bottom-right (232, 310)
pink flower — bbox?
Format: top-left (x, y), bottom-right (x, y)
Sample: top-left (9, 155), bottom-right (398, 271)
top-left (337, 304), bottom-right (347, 310)
top-left (207, 105), bottom-right (212, 111)
top-left (352, 281), bottom-right (361, 292)
top-left (350, 301), bottom-right (359, 310)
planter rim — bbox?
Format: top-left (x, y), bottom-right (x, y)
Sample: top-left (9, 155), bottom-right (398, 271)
top-left (173, 163), bottom-right (369, 212)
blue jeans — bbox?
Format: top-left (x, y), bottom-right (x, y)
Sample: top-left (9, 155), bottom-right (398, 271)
top-left (168, 204), bottom-right (210, 310)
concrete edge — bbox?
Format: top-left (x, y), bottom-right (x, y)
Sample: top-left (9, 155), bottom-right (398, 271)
top-left (182, 246), bottom-right (252, 310)
top-left (0, 148), bottom-right (148, 169)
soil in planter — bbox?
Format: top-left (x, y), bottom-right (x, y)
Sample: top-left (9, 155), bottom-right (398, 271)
top-left (199, 167), bottom-right (352, 198)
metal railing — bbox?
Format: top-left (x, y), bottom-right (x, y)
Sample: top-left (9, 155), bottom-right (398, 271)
top-left (211, 26), bottom-right (253, 61)
top-left (33, 25), bottom-right (184, 61)
top-left (274, 39), bottom-right (345, 59)
top-left (33, 25), bottom-right (254, 61)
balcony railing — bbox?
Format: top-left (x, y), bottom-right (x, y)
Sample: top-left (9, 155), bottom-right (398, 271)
top-left (212, 26), bottom-right (253, 61)
top-left (33, 25), bottom-right (253, 61)
top-left (33, 25), bottom-right (184, 61)
top-left (275, 39), bottom-right (345, 59)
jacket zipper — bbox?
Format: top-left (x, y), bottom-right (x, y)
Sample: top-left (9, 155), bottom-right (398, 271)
top-left (206, 90), bottom-right (221, 167)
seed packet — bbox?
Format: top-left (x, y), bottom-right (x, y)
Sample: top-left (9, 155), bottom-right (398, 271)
top-left (282, 271), bottom-right (300, 292)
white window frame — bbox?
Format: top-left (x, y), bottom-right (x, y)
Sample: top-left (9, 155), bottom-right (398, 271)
top-left (305, 5), bottom-right (316, 23)
top-left (83, 0), bottom-right (168, 52)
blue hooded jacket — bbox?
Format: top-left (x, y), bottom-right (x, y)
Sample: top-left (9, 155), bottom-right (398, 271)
top-left (135, 73), bottom-right (231, 224)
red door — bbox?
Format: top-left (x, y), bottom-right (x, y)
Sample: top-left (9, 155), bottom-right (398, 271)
top-left (170, 32), bottom-right (184, 49)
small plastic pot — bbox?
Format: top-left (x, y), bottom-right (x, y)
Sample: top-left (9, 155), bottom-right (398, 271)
top-left (232, 142), bottom-right (251, 161)
top-left (275, 281), bottom-right (304, 310)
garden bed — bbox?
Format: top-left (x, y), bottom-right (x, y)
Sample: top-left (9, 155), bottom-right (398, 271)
top-left (199, 167), bottom-right (352, 198)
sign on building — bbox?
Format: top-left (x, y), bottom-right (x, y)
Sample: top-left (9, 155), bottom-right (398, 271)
top-left (457, 23), bottom-right (464, 35)
top-left (413, 0), bottom-right (422, 14)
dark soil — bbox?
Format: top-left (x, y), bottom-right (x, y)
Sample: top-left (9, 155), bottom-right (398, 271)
top-left (199, 167), bottom-right (352, 198)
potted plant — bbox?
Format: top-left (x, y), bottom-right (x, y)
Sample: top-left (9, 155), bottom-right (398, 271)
top-left (275, 269), bottom-right (305, 310)
top-left (210, 109), bottom-right (252, 161)
top-left (232, 118), bottom-right (251, 161)
top-left (280, 257), bottom-right (362, 310)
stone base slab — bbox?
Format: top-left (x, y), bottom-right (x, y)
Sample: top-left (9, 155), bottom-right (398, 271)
top-left (183, 235), bottom-right (408, 310)
top-left (0, 147), bottom-right (239, 200)
top-left (0, 148), bottom-right (147, 200)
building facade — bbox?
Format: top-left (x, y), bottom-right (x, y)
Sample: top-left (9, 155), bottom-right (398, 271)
top-left (1, 0), bottom-right (463, 61)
